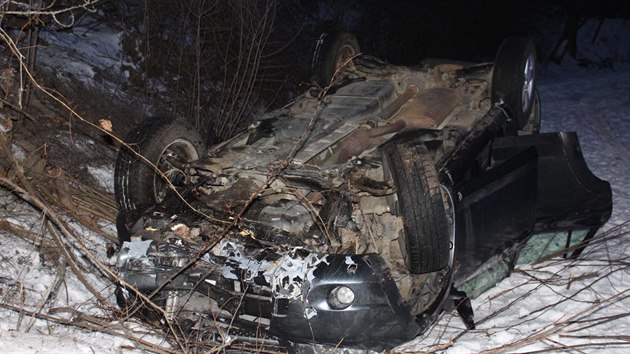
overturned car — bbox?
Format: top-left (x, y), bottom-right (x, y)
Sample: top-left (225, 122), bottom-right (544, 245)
top-left (113, 36), bottom-right (612, 352)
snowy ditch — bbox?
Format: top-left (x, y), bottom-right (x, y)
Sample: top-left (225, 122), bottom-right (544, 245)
top-left (0, 16), bottom-right (629, 354)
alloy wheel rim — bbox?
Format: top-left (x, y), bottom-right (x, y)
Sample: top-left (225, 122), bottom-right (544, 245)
top-left (153, 139), bottom-right (199, 203)
top-left (522, 54), bottom-right (535, 113)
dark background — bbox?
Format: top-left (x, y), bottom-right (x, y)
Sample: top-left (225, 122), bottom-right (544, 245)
top-left (6, 0), bottom-right (628, 142)
top-left (275, 0), bottom-right (630, 64)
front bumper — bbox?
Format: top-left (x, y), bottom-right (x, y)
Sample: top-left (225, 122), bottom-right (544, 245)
top-left (117, 239), bottom-right (425, 351)
top-left (269, 254), bottom-right (420, 349)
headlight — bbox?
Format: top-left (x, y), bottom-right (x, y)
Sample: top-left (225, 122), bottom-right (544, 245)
top-left (328, 286), bottom-right (355, 309)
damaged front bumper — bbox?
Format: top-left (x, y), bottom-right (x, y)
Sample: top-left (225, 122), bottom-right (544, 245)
top-left (117, 238), bottom-right (427, 351)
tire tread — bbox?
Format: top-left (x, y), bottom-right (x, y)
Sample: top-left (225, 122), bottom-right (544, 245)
top-left (383, 141), bottom-right (449, 273)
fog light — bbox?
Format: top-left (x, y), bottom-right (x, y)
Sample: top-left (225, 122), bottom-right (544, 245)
top-left (328, 286), bottom-right (355, 309)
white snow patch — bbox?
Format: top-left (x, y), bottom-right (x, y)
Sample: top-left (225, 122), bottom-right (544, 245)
top-left (0, 327), bottom-right (127, 354)
top-left (87, 165), bottom-right (114, 194)
top-left (38, 17), bottom-right (124, 87)
top-left (11, 144), bottom-right (27, 162)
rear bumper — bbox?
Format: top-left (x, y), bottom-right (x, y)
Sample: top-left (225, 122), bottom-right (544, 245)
top-left (493, 132), bottom-right (612, 231)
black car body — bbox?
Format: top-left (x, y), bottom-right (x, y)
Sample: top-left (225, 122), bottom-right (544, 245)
top-left (114, 38), bottom-right (612, 352)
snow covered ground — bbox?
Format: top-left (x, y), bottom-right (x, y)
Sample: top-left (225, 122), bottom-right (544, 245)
top-left (1, 16), bottom-right (629, 353)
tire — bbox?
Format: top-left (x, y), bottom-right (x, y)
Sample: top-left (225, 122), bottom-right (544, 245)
top-left (114, 116), bottom-right (206, 213)
top-left (311, 32), bottom-right (360, 86)
top-left (518, 89), bottom-right (541, 135)
top-left (491, 37), bottom-right (537, 130)
top-left (382, 141), bottom-right (450, 274)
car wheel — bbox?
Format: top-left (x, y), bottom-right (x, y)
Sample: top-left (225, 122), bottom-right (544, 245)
top-left (114, 116), bottom-right (206, 213)
top-left (518, 89), bottom-right (541, 135)
top-left (383, 141), bottom-right (450, 274)
top-left (491, 37), bottom-right (537, 130)
top-left (311, 32), bottom-right (360, 86)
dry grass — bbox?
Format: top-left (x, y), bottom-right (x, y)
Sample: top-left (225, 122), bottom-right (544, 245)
top-left (125, 0), bottom-right (284, 142)
top-left (0, 3), bottom-right (344, 352)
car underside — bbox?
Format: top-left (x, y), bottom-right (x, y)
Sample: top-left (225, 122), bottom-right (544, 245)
top-left (114, 37), bottom-right (612, 352)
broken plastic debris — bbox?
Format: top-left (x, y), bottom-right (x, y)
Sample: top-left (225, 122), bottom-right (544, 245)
top-left (117, 240), bottom-right (153, 267)
top-left (124, 240), bottom-right (152, 257)
top-left (305, 307), bottom-right (317, 319)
